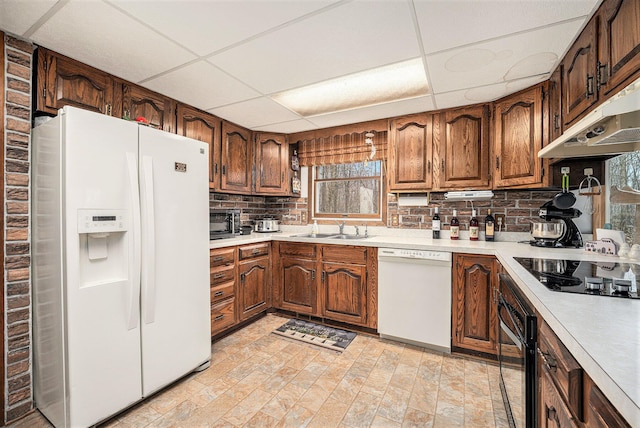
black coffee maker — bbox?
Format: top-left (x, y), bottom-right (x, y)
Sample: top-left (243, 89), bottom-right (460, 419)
top-left (533, 200), bottom-right (584, 248)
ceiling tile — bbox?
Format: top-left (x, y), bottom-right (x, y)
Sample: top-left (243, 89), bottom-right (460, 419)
top-left (30, 0), bottom-right (196, 83)
top-left (209, 97), bottom-right (301, 129)
top-left (433, 75), bottom-right (547, 110)
top-left (143, 61), bottom-right (260, 111)
top-left (308, 96), bottom-right (435, 129)
top-left (0, 0), bottom-right (57, 36)
top-left (109, 0), bottom-right (338, 56)
top-left (208, 0), bottom-right (421, 94)
top-left (426, 19), bottom-right (584, 94)
top-left (253, 119), bottom-right (319, 134)
top-left (415, 0), bottom-right (598, 54)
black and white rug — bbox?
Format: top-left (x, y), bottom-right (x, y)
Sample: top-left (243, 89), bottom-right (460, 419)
top-left (273, 319), bottom-right (357, 352)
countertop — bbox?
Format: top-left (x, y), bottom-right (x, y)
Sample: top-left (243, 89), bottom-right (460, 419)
top-left (210, 227), bottom-right (639, 425)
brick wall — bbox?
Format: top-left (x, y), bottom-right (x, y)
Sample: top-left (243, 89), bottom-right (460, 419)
top-left (3, 34), bottom-right (34, 423)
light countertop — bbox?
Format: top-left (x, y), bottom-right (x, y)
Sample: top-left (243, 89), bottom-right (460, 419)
top-left (210, 227), bottom-right (639, 425)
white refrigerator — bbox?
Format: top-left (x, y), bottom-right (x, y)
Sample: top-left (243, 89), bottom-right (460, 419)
top-left (32, 106), bottom-right (211, 427)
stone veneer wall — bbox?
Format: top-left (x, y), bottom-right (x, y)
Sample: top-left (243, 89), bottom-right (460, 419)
top-left (3, 34), bottom-right (34, 423)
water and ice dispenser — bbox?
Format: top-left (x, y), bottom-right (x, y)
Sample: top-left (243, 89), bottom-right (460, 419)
top-left (77, 209), bottom-right (129, 287)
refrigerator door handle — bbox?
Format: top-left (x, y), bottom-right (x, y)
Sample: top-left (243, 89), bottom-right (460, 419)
top-left (126, 152), bottom-right (141, 330)
top-left (141, 155), bottom-right (156, 324)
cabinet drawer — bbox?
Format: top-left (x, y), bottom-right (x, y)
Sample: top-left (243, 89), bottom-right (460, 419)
top-left (210, 247), bottom-right (235, 267)
top-left (279, 242), bottom-right (316, 258)
top-left (211, 281), bottom-right (234, 304)
top-left (211, 298), bottom-right (235, 335)
top-left (210, 263), bottom-right (235, 286)
top-left (322, 245), bottom-right (367, 264)
top-left (239, 242), bottom-right (270, 260)
top-left (540, 367), bottom-right (579, 428)
top-left (538, 321), bottom-right (584, 421)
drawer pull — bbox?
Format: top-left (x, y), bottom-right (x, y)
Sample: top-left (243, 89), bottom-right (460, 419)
top-left (537, 348), bottom-right (557, 372)
top-left (213, 256), bottom-right (224, 262)
top-left (214, 314), bottom-right (225, 321)
top-left (213, 273), bottom-right (226, 279)
top-left (252, 249), bottom-right (261, 254)
top-left (213, 291), bottom-right (224, 297)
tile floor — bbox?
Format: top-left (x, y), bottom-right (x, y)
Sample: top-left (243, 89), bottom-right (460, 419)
top-left (12, 314), bottom-right (510, 427)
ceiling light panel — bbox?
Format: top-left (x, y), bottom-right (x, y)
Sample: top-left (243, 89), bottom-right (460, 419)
top-left (110, 0), bottom-right (338, 57)
top-left (426, 19), bottom-right (584, 94)
top-left (0, 0), bottom-right (57, 36)
top-left (207, 0), bottom-right (421, 94)
top-left (142, 61), bottom-right (260, 110)
top-left (274, 59), bottom-right (428, 116)
top-left (414, 0), bottom-right (598, 54)
top-left (30, 0), bottom-right (196, 83)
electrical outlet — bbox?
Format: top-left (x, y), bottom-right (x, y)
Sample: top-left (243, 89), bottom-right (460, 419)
top-left (494, 214), bottom-right (506, 231)
top-left (391, 213), bottom-right (399, 227)
top-left (301, 211), bottom-right (307, 224)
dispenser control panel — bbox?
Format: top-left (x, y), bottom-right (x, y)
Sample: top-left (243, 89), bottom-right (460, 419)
top-left (77, 209), bottom-right (127, 234)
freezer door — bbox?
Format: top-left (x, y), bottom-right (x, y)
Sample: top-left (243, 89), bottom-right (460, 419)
top-left (61, 107), bottom-right (143, 427)
top-left (138, 126), bottom-right (211, 396)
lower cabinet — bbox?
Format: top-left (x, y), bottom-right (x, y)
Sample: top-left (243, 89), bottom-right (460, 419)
top-left (237, 243), bottom-right (270, 321)
top-left (209, 247), bottom-right (237, 336)
top-left (273, 242), bottom-right (377, 329)
top-left (452, 253), bottom-right (498, 357)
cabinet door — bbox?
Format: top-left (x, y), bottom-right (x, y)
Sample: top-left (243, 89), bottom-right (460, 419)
top-left (177, 105), bottom-right (222, 189)
top-left (254, 132), bottom-right (289, 195)
top-left (452, 254), bottom-right (497, 356)
top-left (585, 378), bottom-right (631, 428)
top-left (549, 66), bottom-right (564, 142)
top-left (36, 48), bottom-right (115, 116)
top-left (597, 0), bottom-right (640, 96)
top-left (321, 262), bottom-right (367, 326)
top-left (122, 84), bottom-right (176, 133)
top-left (434, 104), bottom-right (490, 190)
top-left (563, 18), bottom-right (598, 126)
top-left (221, 121), bottom-right (252, 194)
top-left (238, 257), bottom-right (269, 321)
top-left (279, 257), bottom-right (318, 315)
top-left (493, 85), bottom-right (544, 188)
top-left (388, 114), bottom-right (433, 191)
top-left (539, 368), bottom-right (580, 428)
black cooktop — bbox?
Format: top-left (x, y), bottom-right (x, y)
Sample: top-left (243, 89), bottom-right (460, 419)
top-left (515, 257), bottom-right (639, 299)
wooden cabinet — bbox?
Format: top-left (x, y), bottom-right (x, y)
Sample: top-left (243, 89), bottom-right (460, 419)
top-left (584, 377), bottom-right (631, 428)
top-left (36, 48), bottom-right (116, 116)
top-left (452, 254), bottom-right (497, 356)
top-left (563, 17), bottom-right (599, 126)
top-left (277, 250), bottom-right (318, 315)
top-left (254, 132), bottom-right (289, 195)
top-left (176, 104), bottom-right (222, 188)
top-left (597, 0), bottom-right (640, 97)
top-left (492, 84), bottom-right (546, 188)
top-left (221, 121), bottom-right (253, 194)
top-left (539, 367), bottom-right (580, 428)
top-left (434, 104), bottom-right (491, 190)
top-left (549, 66), bottom-right (564, 142)
top-left (237, 243), bottom-right (270, 321)
top-left (209, 247), bottom-right (237, 336)
top-left (388, 113), bottom-right (433, 191)
top-left (122, 83), bottom-right (176, 133)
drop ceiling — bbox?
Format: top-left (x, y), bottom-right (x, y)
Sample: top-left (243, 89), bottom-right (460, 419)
top-left (0, 0), bottom-right (601, 133)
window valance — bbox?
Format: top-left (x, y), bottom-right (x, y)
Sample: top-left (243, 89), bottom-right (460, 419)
top-left (297, 131), bottom-right (387, 166)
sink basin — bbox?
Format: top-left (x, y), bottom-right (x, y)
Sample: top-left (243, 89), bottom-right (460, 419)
top-left (293, 233), bottom-right (338, 238)
top-left (329, 234), bottom-right (368, 240)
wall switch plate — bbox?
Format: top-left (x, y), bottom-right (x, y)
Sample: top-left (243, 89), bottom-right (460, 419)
top-left (301, 211), bottom-right (307, 224)
top-left (494, 214), bottom-right (506, 231)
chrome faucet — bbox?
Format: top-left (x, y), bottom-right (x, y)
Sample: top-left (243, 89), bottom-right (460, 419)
top-left (336, 221), bottom-right (345, 235)
top-left (354, 225), bottom-right (360, 236)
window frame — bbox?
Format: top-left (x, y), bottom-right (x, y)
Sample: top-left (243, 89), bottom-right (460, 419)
top-left (310, 161), bottom-right (385, 222)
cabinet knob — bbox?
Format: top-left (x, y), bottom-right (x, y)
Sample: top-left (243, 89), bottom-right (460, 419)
top-left (586, 74), bottom-right (595, 98)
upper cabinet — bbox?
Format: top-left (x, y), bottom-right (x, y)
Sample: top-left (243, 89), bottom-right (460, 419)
top-left (176, 105), bottom-right (222, 189)
top-left (597, 0), bottom-right (640, 97)
top-left (492, 84), bottom-right (547, 188)
top-left (388, 113), bottom-right (433, 192)
top-left (36, 48), bottom-right (116, 116)
top-left (221, 121), bottom-right (253, 194)
top-left (122, 83), bottom-right (176, 133)
top-left (254, 132), bottom-right (290, 195)
top-left (563, 17), bottom-right (599, 126)
top-left (549, 66), bottom-right (563, 142)
top-left (433, 104), bottom-right (491, 190)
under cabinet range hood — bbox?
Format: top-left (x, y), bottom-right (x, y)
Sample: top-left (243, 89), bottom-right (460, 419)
top-left (539, 78), bottom-right (640, 159)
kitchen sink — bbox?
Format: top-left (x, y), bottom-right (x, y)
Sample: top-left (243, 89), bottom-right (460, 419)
top-left (293, 233), bottom-right (338, 238)
top-left (329, 234), bottom-right (368, 240)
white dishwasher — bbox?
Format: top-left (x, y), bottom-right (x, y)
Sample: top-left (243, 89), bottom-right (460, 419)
top-left (378, 247), bottom-right (452, 352)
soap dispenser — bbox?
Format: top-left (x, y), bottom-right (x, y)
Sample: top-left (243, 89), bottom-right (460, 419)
top-left (312, 220), bottom-right (319, 236)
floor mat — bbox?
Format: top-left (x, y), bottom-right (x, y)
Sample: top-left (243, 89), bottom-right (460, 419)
top-left (273, 319), bottom-right (356, 352)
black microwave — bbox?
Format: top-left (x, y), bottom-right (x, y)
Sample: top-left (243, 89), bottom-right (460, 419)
top-left (209, 209), bottom-right (240, 240)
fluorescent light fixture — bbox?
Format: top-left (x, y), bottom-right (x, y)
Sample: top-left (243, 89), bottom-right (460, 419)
top-left (273, 58), bottom-right (429, 117)
top-left (444, 191), bottom-right (494, 201)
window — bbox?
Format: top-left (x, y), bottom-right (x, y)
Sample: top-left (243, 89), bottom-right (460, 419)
top-left (312, 161), bottom-right (383, 220)
top-left (606, 151), bottom-right (640, 245)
